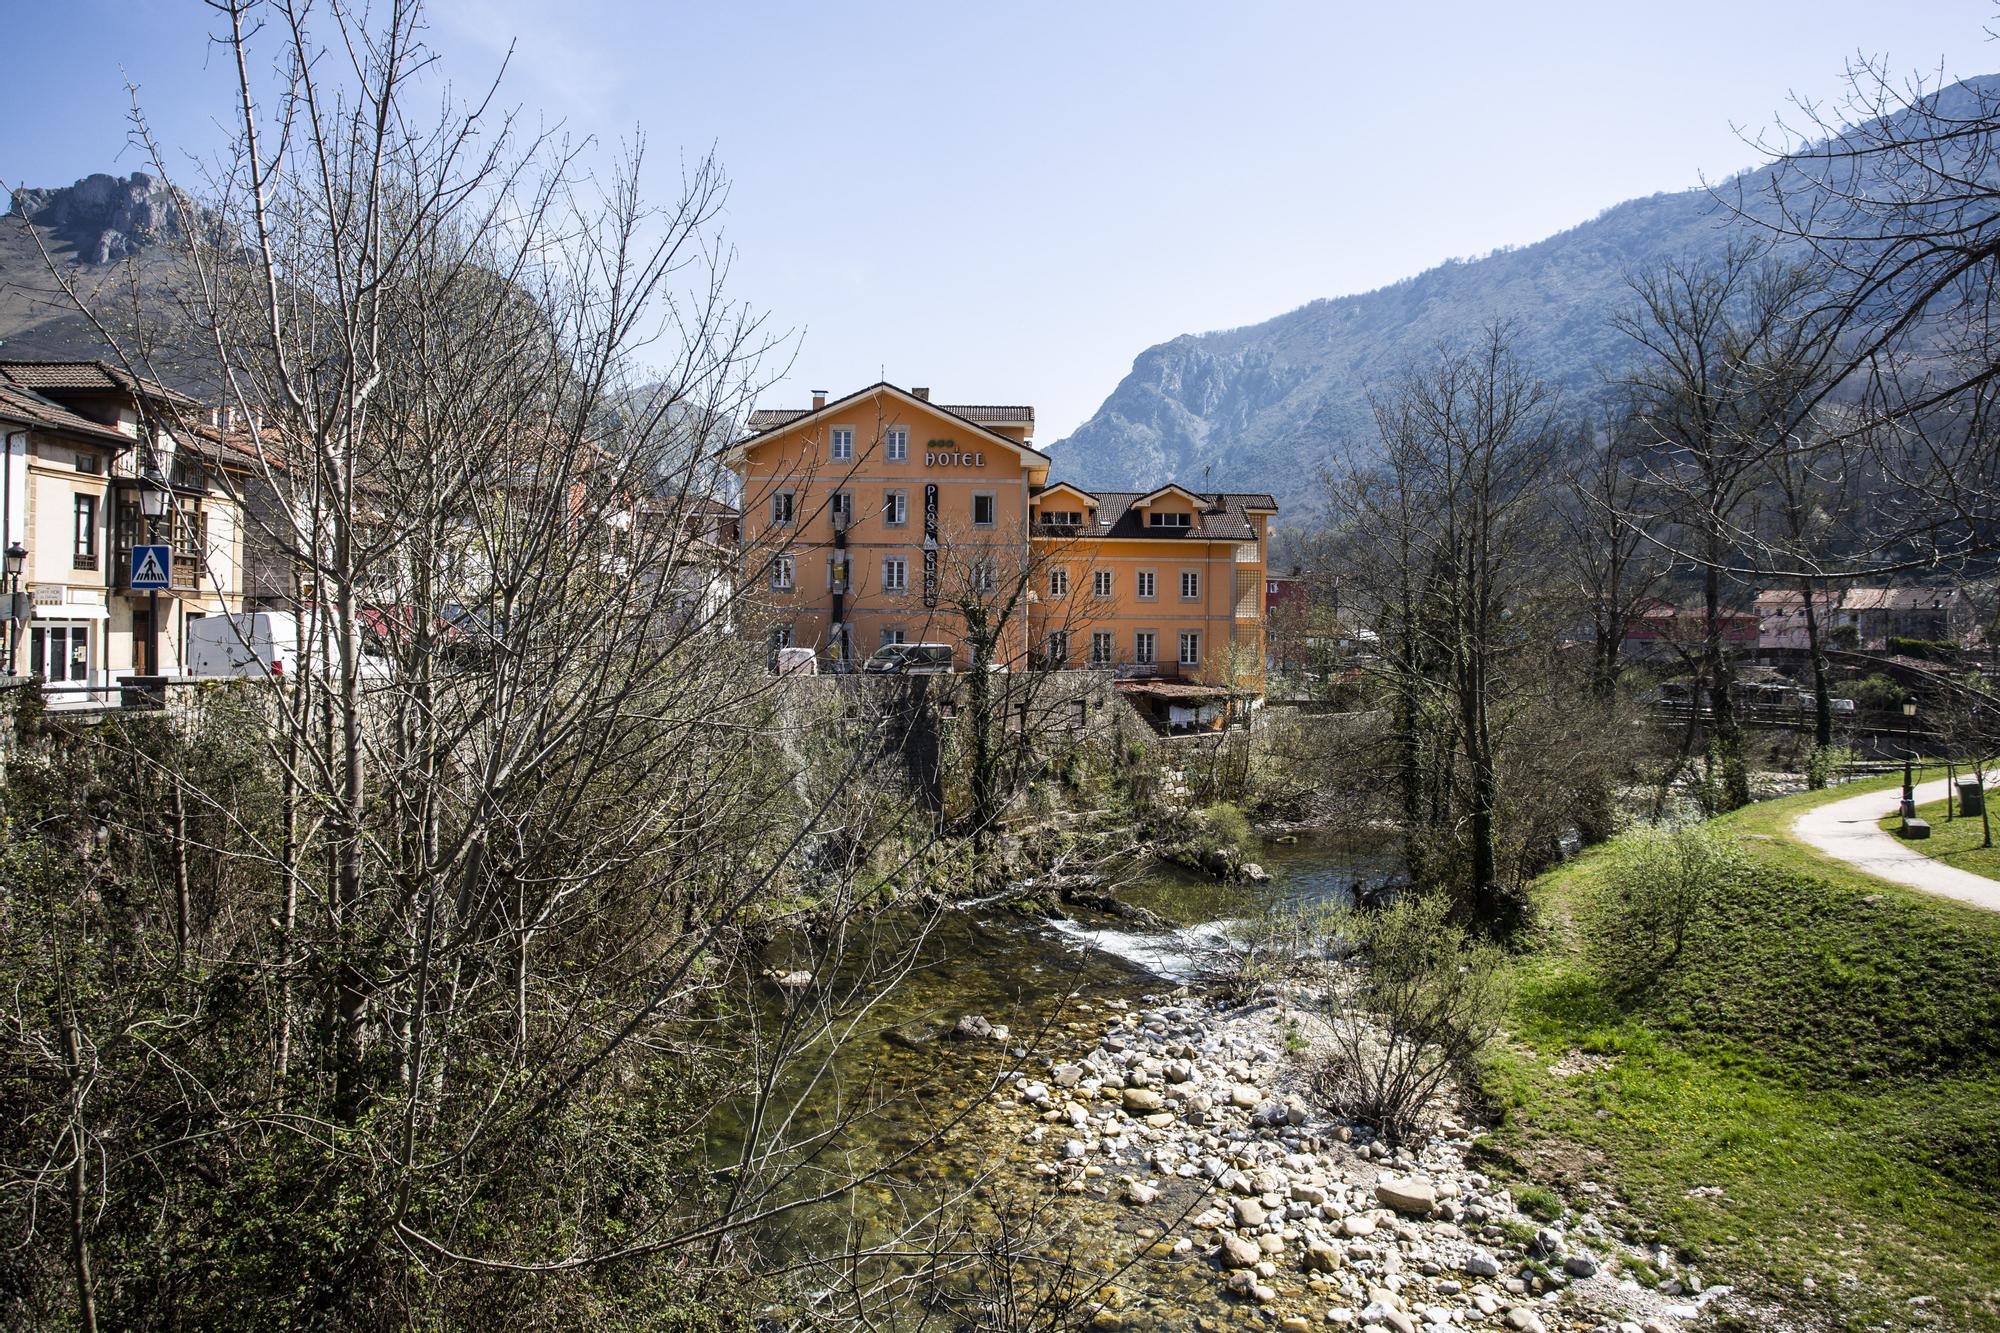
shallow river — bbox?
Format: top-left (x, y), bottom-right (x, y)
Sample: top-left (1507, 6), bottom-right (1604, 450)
top-left (731, 831), bottom-right (1402, 1325)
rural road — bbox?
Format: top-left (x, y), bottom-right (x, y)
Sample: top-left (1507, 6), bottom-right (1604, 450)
top-left (1791, 776), bottom-right (2000, 913)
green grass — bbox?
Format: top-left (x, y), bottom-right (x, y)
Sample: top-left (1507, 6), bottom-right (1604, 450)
top-left (1877, 794), bottom-right (2000, 883)
top-left (1479, 772), bottom-right (2000, 1331)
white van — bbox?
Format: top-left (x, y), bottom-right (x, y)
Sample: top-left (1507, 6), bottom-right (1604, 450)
top-left (186, 612), bottom-right (389, 681)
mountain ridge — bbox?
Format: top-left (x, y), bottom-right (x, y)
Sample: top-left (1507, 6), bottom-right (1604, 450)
top-left (1048, 73), bottom-right (2000, 512)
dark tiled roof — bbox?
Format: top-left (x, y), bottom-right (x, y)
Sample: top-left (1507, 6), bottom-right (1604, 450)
top-left (0, 359), bottom-right (200, 407)
top-left (1041, 489), bottom-right (1278, 543)
top-left (746, 402), bottom-right (1033, 431)
top-left (186, 423), bottom-right (284, 471)
top-left (942, 404), bottom-right (1034, 424)
top-left (0, 384), bottom-right (132, 445)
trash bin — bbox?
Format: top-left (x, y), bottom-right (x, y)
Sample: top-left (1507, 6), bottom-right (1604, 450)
top-left (1957, 776), bottom-right (1986, 818)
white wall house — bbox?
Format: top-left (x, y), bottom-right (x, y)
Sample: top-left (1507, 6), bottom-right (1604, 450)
top-left (0, 362), bottom-right (250, 702)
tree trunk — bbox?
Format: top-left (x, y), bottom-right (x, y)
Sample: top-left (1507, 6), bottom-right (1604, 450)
top-left (1801, 576), bottom-right (1832, 752)
top-left (1704, 559), bottom-right (1749, 810)
top-left (60, 1015), bottom-right (97, 1333)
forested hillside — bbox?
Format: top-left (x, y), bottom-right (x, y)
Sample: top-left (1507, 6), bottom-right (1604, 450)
top-left (1050, 73), bottom-right (2000, 510)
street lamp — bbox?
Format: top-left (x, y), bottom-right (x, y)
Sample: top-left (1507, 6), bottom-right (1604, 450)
top-left (139, 471), bottom-right (170, 677)
top-left (1901, 695), bottom-right (1919, 819)
top-left (5, 541), bottom-right (25, 676)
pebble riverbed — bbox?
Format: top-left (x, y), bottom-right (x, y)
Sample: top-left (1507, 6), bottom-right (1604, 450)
top-left (981, 990), bottom-right (1749, 1333)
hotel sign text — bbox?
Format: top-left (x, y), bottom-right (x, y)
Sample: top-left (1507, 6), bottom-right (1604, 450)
top-left (926, 439), bottom-right (985, 467)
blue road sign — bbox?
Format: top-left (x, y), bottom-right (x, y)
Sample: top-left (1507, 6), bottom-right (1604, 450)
top-left (130, 544), bottom-right (172, 591)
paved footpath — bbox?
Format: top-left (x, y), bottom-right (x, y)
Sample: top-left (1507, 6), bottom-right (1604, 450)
top-left (1790, 775), bottom-right (2000, 913)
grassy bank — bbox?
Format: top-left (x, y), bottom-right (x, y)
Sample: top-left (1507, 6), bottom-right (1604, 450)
top-left (1877, 795), bottom-right (2000, 883)
top-left (1479, 772), bottom-right (2000, 1331)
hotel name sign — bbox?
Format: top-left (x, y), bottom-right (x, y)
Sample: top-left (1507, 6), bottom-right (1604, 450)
top-left (925, 439), bottom-right (985, 468)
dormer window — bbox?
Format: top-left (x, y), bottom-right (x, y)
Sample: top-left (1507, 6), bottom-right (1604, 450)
top-left (1041, 510), bottom-right (1082, 527)
top-left (1148, 512), bottom-right (1192, 529)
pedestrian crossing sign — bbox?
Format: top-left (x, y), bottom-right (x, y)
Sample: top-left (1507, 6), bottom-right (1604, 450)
top-left (130, 544), bottom-right (171, 590)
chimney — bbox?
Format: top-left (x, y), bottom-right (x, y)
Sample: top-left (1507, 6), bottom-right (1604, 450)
top-left (811, 389), bottom-right (827, 410)
top-left (911, 386), bottom-right (930, 401)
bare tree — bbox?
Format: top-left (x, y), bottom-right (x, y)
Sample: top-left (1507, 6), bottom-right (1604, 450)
top-left (1723, 60), bottom-right (2000, 577)
top-left (1557, 421), bottom-right (1666, 700)
top-left (1614, 243), bottom-right (1836, 811)
top-left (0, 2), bottom-right (1094, 1325)
top-left (1330, 324), bottom-right (1567, 935)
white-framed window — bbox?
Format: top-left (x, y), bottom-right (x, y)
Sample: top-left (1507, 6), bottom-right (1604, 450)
top-left (827, 555), bottom-right (850, 592)
top-left (883, 555), bottom-right (909, 592)
top-left (971, 561), bottom-right (996, 593)
top-left (1180, 570), bottom-right (1200, 600)
top-left (831, 427), bottom-right (854, 461)
top-left (1149, 511), bottom-right (1192, 529)
top-left (886, 427), bottom-right (909, 462)
top-left (770, 625), bottom-right (793, 650)
top-left (1136, 570), bottom-right (1156, 599)
top-left (883, 490), bottom-right (908, 526)
top-left (972, 493), bottom-right (996, 527)
top-left (74, 494), bottom-right (98, 570)
top-left (1179, 631), bottom-right (1200, 666)
top-left (1090, 631), bottom-right (1114, 665)
top-left (1134, 631), bottom-right (1156, 665)
top-left (770, 554), bottom-right (795, 590)
top-left (1093, 569), bottom-right (1113, 597)
top-left (830, 491), bottom-right (853, 529)
top-left (880, 626), bottom-right (907, 647)
top-left (1045, 630), bottom-right (1069, 668)
top-left (1049, 567), bottom-right (1069, 597)
top-left (1041, 509), bottom-right (1082, 527)
top-left (771, 491), bottom-right (795, 526)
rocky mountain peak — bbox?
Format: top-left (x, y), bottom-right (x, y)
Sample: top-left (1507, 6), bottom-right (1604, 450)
top-left (9, 171), bottom-right (189, 264)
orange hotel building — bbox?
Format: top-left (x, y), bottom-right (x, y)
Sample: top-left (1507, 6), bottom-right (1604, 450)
top-left (727, 382), bottom-right (1277, 707)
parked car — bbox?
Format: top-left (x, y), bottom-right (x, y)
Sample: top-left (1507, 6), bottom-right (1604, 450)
top-left (186, 611), bottom-right (390, 681)
top-left (861, 642), bottom-right (954, 675)
top-left (1830, 697), bottom-right (1857, 714)
top-left (774, 646), bottom-right (818, 676)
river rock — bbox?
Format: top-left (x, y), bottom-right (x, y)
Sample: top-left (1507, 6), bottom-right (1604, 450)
top-left (1375, 1176), bottom-right (1437, 1216)
top-left (1052, 1064), bottom-right (1084, 1088)
top-left (1250, 1098), bottom-right (1289, 1127)
top-left (1503, 1309), bottom-right (1545, 1333)
top-left (762, 968), bottom-right (813, 989)
top-left (1219, 1233), bottom-right (1262, 1269)
top-left (1341, 1213), bottom-right (1377, 1237)
top-left (949, 1013), bottom-right (993, 1040)
top-left (1234, 1198), bottom-right (1267, 1227)
top-left (1564, 1251), bottom-right (1600, 1278)
top-left (1244, 863), bottom-right (1271, 882)
top-left (1304, 1241), bottom-right (1343, 1273)
top-left (1123, 1088), bottom-right (1164, 1114)
top-left (1164, 1059), bottom-right (1195, 1084)
top-left (1360, 1300), bottom-right (1413, 1333)
top-left (1230, 1084), bottom-right (1262, 1108)
top-left (1125, 1180), bottom-right (1159, 1205)
top-left (1020, 1081), bottom-right (1051, 1106)
top-left (1463, 1248), bottom-right (1501, 1278)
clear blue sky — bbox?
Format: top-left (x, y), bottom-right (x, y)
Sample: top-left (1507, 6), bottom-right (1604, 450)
top-left (2, 1), bottom-right (1994, 443)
